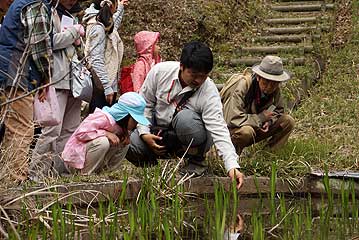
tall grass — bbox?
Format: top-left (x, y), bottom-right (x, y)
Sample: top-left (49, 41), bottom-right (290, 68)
top-left (1, 165), bottom-right (359, 239)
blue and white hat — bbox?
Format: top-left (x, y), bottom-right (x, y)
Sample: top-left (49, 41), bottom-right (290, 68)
top-left (102, 92), bottom-right (150, 126)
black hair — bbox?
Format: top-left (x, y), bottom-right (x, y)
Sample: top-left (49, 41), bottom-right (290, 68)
top-left (116, 114), bottom-right (130, 130)
top-left (180, 41), bottom-right (213, 74)
top-left (93, 0), bottom-right (115, 30)
top-left (116, 114), bottom-right (131, 142)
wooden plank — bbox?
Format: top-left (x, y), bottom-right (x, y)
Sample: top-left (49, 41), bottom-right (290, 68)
top-left (239, 45), bottom-right (314, 54)
top-left (263, 26), bottom-right (329, 34)
top-left (255, 34), bottom-right (320, 43)
top-left (271, 3), bottom-right (334, 12)
top-left (5, 176), bottom-right (359, 209)
top-left (308, 177), bottom-right (359, 196)
top-left (229, 57), bottom-right (306, 66)
top-left (265, 17), bottom-right (318, 24)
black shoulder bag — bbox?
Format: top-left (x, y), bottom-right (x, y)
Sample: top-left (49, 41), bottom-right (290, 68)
top-left (155, 89), bottom-right (197, 153)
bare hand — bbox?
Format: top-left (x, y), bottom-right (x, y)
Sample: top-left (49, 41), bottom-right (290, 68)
top-left (119, 134), bottom-right (130, 146)
top-left (38, 87), bottom-right (48, 102)
top-left (119, 0), bottom-right (129, 6)
top-left (228, 168), bottom-right (244, 190)
top-left (141, 133), bottom-right (166, 155)
top-left (105, 93), bottom-right (114, 105)
top-left (73, 24), bottom-right (85, 37)
top-left (262, 110), bottom-right (274, 122)
top-left (260, 121), bottom-right (270, 133)
top-left (106, 132), bottom-right (120, 146)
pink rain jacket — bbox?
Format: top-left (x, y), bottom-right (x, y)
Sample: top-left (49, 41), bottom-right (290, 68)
top-left (62, 108), bottom-right (122, 169)
top-left (132, 31), bottom-right (161, 92)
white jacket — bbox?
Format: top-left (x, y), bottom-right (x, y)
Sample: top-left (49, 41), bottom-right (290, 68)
top-left (138, 61), bottom-right (240, 172)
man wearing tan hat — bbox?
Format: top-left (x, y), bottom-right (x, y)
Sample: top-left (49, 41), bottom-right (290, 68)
top-left (221, 55), bottom-right (295, 155)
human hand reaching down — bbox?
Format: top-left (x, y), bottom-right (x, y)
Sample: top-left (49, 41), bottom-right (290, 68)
top-left (141, 133), bottom-right (166, 156)
top-left (228, 168), bottom-right (244, 190)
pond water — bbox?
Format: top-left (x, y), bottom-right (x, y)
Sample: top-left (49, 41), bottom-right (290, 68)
top-left (2, 174), bottom-right (359, 239)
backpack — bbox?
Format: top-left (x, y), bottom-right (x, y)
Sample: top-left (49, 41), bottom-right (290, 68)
top-left (118, 58), bottom-right (146, 94)
top-left (119, 64), bottom-right (134, 94)
top-left (220, 68), bottom-right (252, 105)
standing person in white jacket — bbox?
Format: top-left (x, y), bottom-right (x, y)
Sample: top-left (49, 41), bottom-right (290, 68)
top-left (30, 0), bottom-right (84, 181)
top-left (83, 0), bottom-right (128, 113)
top-left (126, 41), bottom-right (244, 189)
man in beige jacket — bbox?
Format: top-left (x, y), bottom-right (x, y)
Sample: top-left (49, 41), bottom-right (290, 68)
top-left (221, 55), bottom-right (295, 155)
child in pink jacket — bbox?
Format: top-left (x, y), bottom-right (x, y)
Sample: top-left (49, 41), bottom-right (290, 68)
top-left (132, 31), bottom-right (161, 92)
top-left (62, 92), bottom-right (150, 175)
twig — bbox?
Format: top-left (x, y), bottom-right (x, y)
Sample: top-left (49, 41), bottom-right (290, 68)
top-left (37, 190), bottom-right (108, 215)
top-left (0, 205), bottom-right (20, 240)
top-left (267, 206), bottom-right (295, 234)
top-left (176, 173), bottom-right (195, 186)
top-left (166, 138), bottom-right (194, 184)
top-left (0, 216), bottom-right (8, 239)
top-left (161, 160), bottom-right (170, 179)
top-left (37, 215), bottom-right (52, 231)
top-left (4, 185), bottom-right (68, 207)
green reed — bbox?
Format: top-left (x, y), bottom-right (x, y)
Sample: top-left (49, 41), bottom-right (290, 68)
top-left (4, 164), bottom-right (359, 239)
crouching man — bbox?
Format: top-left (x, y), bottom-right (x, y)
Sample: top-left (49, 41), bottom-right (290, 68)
top-left (221, 55), bottom-right (295, 156)
top-left (126, 41), bottom-right (244, 189)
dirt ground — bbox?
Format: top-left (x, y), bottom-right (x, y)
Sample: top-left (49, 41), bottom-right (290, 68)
top-left (81, 0), bottom-right (259, 64)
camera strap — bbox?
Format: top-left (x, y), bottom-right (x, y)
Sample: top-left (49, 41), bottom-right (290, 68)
top-left (173, 89), bottom-right (196, 118)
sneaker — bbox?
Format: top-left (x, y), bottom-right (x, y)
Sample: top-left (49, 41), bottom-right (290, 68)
top-left (179, 158), bottom-right (208, 177)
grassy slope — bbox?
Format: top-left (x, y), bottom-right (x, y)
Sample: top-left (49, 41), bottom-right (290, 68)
top-left (239, 0), bottom-right (359, 179)
top-left (7, 1), bottom-right (358, 188)
top-left (53, 0), bottom-right (359, 185)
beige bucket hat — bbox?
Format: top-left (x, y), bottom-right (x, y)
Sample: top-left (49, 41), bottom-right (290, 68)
top-left (252, 55), bottom-right (291, 82)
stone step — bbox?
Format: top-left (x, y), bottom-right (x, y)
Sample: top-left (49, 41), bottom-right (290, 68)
top-left (263, 26), bottom-right (329, 34)
top-left (271, 3), bottom-right (335, 12)
top-left (254, 34), bottom-right (320, 43)
top-left (264, 16), bottom-right (329, 24)
top-left (239, 45), bottom-right (314, 54)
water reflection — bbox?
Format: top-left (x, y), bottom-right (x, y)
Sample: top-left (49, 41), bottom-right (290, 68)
top-left (223, 213), bottom-right (244, 240)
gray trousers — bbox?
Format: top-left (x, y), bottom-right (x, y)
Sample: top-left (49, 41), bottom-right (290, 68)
top-left (126, 109), bottom-right (212, 167)
top-left (30, 90), bottom-right (82, 179)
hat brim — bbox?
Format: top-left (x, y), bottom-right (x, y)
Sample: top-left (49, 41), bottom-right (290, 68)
top-left (252, 65), bottom-right (291, 82)
top-left (130, 113), bottom-right (150, 126)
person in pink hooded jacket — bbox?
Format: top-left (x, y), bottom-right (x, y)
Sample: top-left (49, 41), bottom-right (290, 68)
top-left (132, 31), bottom-right (161, 92)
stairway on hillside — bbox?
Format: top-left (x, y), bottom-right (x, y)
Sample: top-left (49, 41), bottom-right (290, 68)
top-left (222, 0), bottom-right (336, 109)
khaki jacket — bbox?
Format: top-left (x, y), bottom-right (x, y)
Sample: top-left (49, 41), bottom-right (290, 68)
top-left (52, 10), bottom-right (79, 90)
top-left (222, 69), bottom-right (284, 130)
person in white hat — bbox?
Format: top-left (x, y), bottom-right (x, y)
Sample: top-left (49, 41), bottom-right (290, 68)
top-left (222, 55), bottom-right (295, 155)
